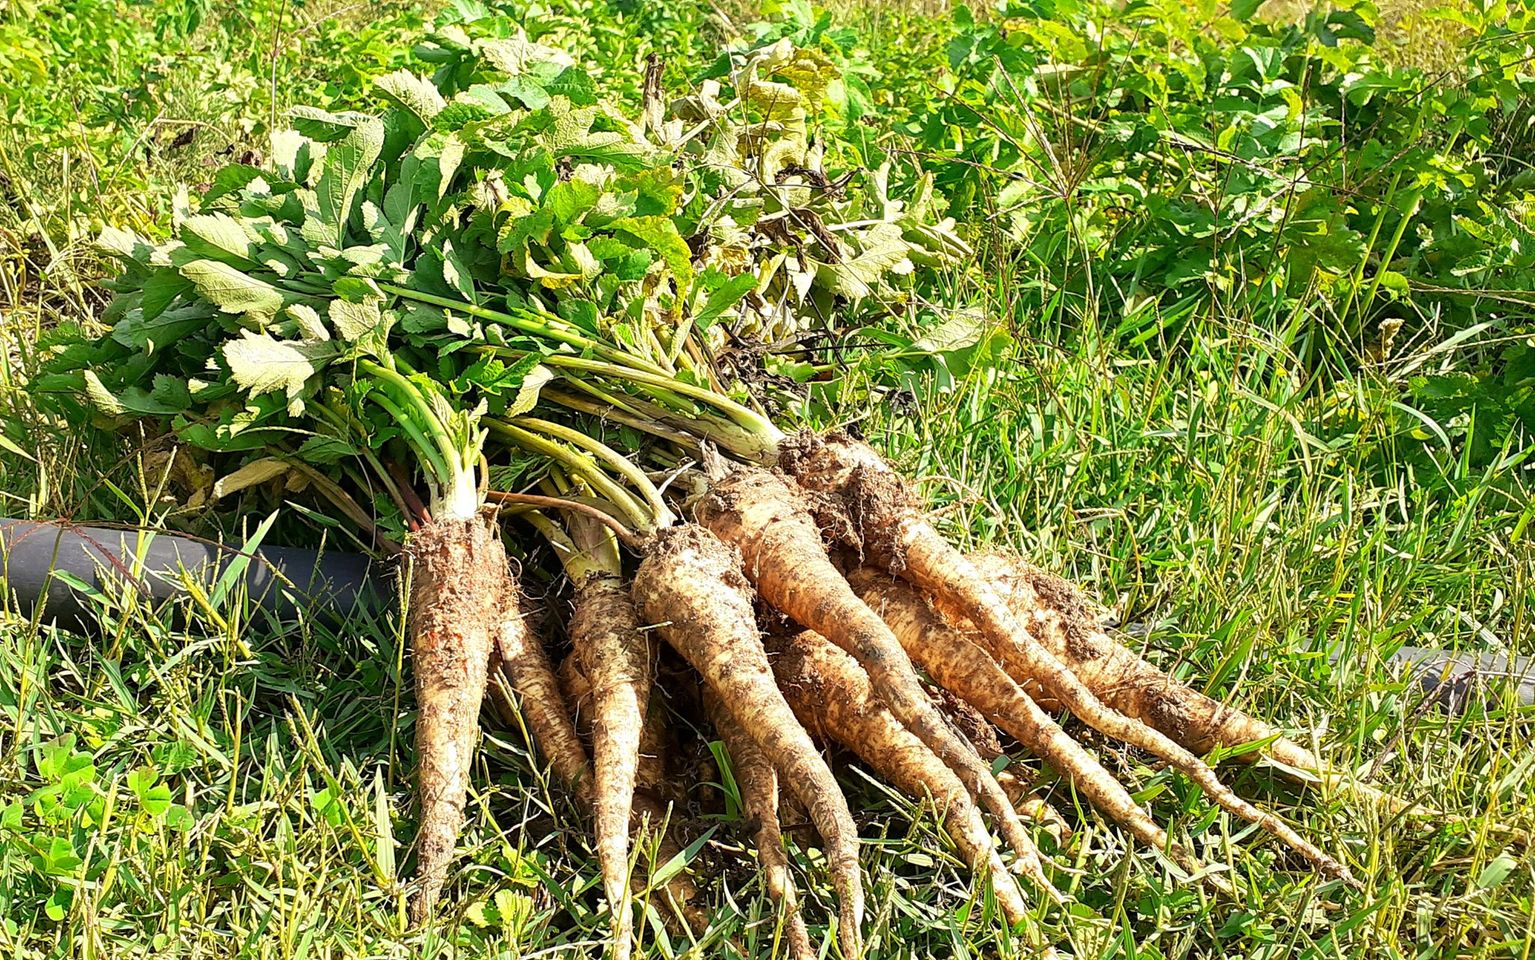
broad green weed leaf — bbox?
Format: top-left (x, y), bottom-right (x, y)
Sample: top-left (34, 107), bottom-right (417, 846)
top-left (287, 303), bottom-right (331, 341)
top-left (139, 270), bottom-right (194, 322)
top-left (693, 272), bottom-right (757, 329)
top-left (96, 225), bottom-right (155, 264)
top-left (289, 106), bottom-right (373, 142)
top-left (815, 222), bottom-right (912, 299)
top-left (296, 435), bottom-right (359, 464)
top-left (476, 33), bottom-right (575, 75)
top-left (302, 119), bottom-right (385, 249)
top-left (615, 216), bottom-right (693, 293)
top-left (112, 303), bottom-right (212, 352)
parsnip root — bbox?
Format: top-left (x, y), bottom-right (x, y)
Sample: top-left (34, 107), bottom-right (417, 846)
top-left (405, 518), bottom-right (508, 924)
top-left (781, 431), bottom-right (1353, 884)
top-left (768, 627), bottom-right (1041, 921)
top-left (632, 524), bottom-right (866, 956)
top-left (695, 466), bottom-right (1048, 883)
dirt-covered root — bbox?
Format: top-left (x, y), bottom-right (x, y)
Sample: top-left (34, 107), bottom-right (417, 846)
top-left (849, 569), bottom-right (1213, 883)
top-left (559, 655), bottom-right (715, 942)
top-left (780, 431), bottom-right (1354, 885)
top-left (970, 555), bottom-right (1427, 817)
top-left (695, 467), bottom-right (1046, 881)
top-left (704, 691), bottom-right (815, 960)
top-left (404, 517), bottom-right (508, 925)
top-left (969, 553), bottom-right (1310, 757)
top-left (496, 589), bottom-right (594, 803)
top-left (768, 627), bottom-right (1041, 921)
top-left (931, 688), bottom-right (1069, 846)
top-left (632, 524), bottom-right (865, 957)
top-left (570, 573), bottom-right (654, 960)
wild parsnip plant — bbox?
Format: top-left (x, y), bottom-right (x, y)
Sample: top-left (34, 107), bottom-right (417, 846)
top-left (0, 0), bottom-right (1531, 958)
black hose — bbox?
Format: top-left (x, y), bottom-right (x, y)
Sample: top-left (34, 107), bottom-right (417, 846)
top-left (0, 520), bottom-right (385, 632)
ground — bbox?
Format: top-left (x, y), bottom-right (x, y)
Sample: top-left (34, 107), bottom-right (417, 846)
top-left (0, 0), bottom-right (1531, 957)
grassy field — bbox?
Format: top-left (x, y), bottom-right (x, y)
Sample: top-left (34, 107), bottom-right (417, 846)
top-left (2, 0), bottom-right (1532, 957)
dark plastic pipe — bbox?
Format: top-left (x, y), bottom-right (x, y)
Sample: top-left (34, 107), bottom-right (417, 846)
top-left (0, 520), bottom-right (386, 632)
top-left (1388, 645), bottom-right (1534, 711)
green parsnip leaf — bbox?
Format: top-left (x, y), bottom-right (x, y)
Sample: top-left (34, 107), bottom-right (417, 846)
top-left (179, 260), bottom-right (285, 325)
top-left (223, 331), bottom-right (338, 414)
top-left (374, 70), bottom-right (447, 127)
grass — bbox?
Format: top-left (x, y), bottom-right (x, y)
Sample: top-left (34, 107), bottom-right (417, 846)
top-left (2, 0), bottom-right (1533, 957)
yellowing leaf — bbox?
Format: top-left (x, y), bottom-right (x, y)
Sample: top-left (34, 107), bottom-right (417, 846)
top-left (505, 364), bottom-right (553, 418)
top-left (81, 371), bottom-right (125, 417)
top-left (212, 458), bottom-right (289, 500)
top-left (814, 222), bottom-right (913, 299)
top-left (328, 297), bottom-right (383, 342)
top-left (180, 213), bottom-right (257, 266)
top-left (614, 215), bottom-right (693, 295)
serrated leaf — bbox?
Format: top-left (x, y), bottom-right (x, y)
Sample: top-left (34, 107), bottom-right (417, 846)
top-left (815, 222), bottom-right (913, 299)
top-left (81, 371), bottom-right (125, 416)
top-left (112, 303), bottom-right (211, 352)
top-left (913, 310), bottom-right (987, 354)
top-left (544, 178), bottom-right (601, 223)
top-left (180, 213), bottom-right (257, 266)
top-left (223, 332), bottom-right (337, 413)
top-left (139, 270), bottom-right (194, 322)
top-left (505, 364), bottom-right (553, 417)
top-left (97, 225), bottom-right (153, 263)
top-left (289, 106), bottom-right (372, 142)
top-left (118, 383), bottom-right (185, 416)
top-left (204, 163), bottom-right (268, 203)
top-left (374, 70), bottom-right (446, 127)
top-left (476, 33), bottom-right (575, 75)
top-left (328, 297), bottom-right (384, 342)
top-left (693, 272), bottom-right (758, 330)
top-left (295, 435), bottom-right (358, 464)
top-left (179, 260), bottom-right (285, 325)
top-left (287, 303), bottom-right (330, 340)
top-left (301, 119), bottom-right (385, 250)
top-left (149, 375), bottom-right (192, 410)
top-left (614, 215), bottom-right (693, 294)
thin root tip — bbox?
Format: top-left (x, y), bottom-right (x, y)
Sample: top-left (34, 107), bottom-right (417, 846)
top-left (838, 905), bottom-right (865, 960)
